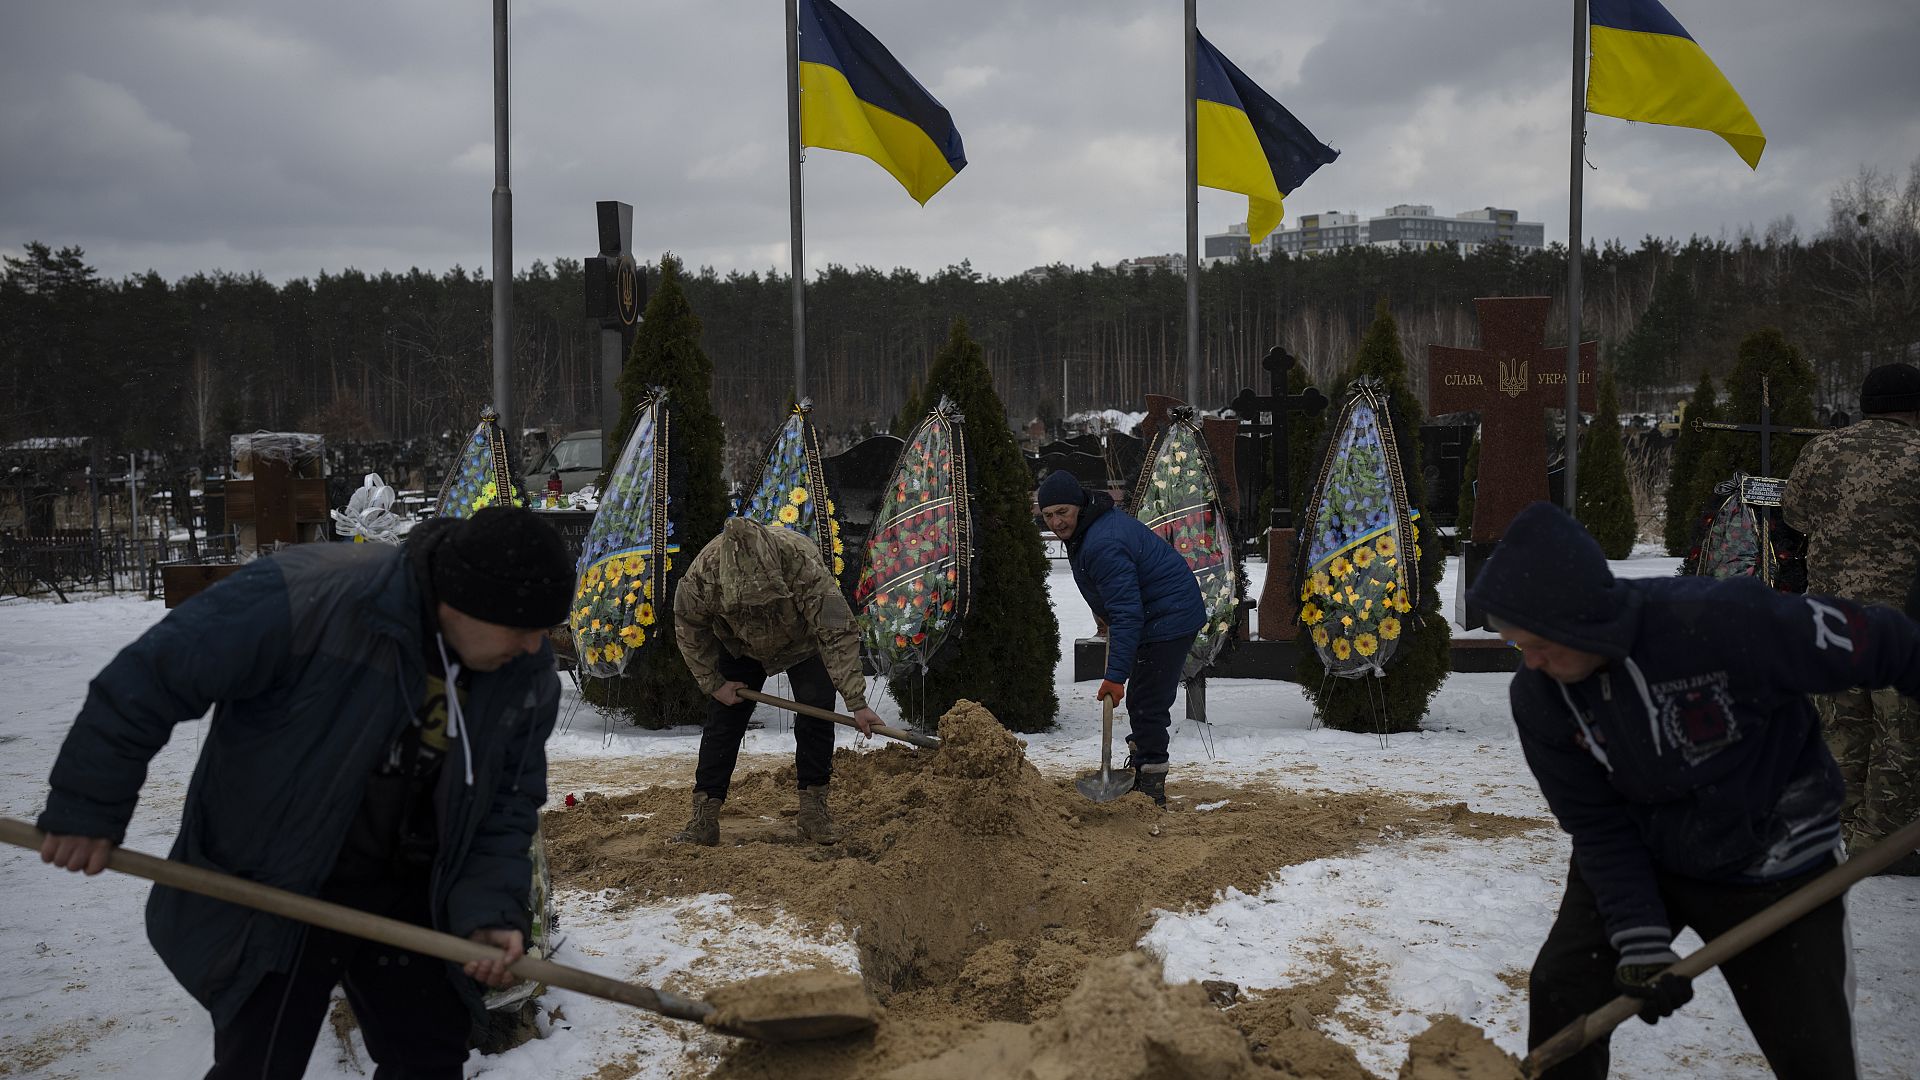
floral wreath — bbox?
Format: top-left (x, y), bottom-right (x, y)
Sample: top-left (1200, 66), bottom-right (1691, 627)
top-left (1128, 405), bottom-right (1242, 679)
top-left (570, 390), bottom-right (678, 677)
top-left (740, 400), bottom-right (847, 578)
top-left (853, 397), bottom-right (973, 675)
top-left (1295, 378), bottom-right (1420, 678)
top-left (435, 404), bottom-right (528, 518)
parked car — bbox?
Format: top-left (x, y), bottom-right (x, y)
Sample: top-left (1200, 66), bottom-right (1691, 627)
top-left (528, 429), bottom-right (603, 496)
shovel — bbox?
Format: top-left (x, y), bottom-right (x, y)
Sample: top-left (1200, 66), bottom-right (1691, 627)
top-left (1075, 697), bottom-right (1134, 802)
top-left (738, 688), bottom-right (941, 750)
top-left (0, 818), bottom-right (878, 1043)
top-left (1523, 813), bottom-right (1920, 1077)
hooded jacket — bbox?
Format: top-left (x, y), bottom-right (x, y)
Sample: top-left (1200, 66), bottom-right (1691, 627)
top-left (1468, 502), bottom-right (1920, 962)
top-left (1066, 492), bottom-right (1208, 683)
top-left (36, 541), bottom-right (559, 1026)
top-left (674, 517), bottom-right (869, 710)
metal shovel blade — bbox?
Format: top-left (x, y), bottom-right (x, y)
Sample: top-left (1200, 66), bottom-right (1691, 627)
top-left (1075, 766), bottom-right (1136, 803)
top-left (1076, 697), bottom-right (1134, 802)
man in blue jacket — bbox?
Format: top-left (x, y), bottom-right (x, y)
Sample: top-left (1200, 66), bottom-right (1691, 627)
top-left (1038, 469), bottom-right (1206, 806)
top-left (1468, 501), bottom-right (1920, 1080)
top-left (36, 506), bottom-right (572, 1079)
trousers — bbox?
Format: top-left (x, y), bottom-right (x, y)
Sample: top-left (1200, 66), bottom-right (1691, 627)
top-left (693, 651), bottom-right (837, 800)
top-left (1122, 635), bottom-right (1196, 767)
top-left (1529, 856), bottom-right (1854, 1080)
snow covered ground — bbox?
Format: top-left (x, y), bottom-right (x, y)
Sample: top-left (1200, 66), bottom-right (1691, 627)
top-left (2, 555), bottom-right (1915, 1078)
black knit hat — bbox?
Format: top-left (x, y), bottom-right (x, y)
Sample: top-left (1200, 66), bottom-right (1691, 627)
top-left (1861, 363), bottom-right (1920, 415)
top-left (1036, 469), bottom-right (1088, 509)
top-left (421, 507), bottom-right (575, 628)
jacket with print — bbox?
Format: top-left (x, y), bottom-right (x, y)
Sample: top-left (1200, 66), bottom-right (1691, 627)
top-left (1469, 502), bottom-right (1920, 959)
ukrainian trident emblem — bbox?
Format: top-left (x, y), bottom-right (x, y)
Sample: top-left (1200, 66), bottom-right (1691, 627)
top-left (1498, 357), bottom-right (1528, 398)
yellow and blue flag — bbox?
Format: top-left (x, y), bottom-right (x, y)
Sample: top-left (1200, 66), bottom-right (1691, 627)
top-left (797, 0), bottom-right (966, 205)
top-left (1195, 32), bottom-right (1337, 244)
top-left (1586, 0), bottom-right (1765, 168)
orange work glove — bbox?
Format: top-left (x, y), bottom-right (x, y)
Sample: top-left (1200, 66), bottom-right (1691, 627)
top-left (1096, 679), bottom-right (1125, 705)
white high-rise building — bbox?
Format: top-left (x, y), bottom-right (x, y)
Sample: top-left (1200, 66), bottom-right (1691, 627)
top-left (1202, 205), bottom-right (1545, 265)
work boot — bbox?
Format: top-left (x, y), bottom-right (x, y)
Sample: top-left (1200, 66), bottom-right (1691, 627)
top-left (1132, 762), bottom-right (1168, 807)
top-left (671, 793), bottom-right (722, 846)
top-left (794, 785), bottom-right (842, 844)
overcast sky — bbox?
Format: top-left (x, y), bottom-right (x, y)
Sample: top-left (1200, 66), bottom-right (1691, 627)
top-left (3, 0), bottom-right (1915, 285)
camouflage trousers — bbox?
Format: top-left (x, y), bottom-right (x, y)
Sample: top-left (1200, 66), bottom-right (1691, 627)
top-left (1817, 688), bottom-right (1920, 851)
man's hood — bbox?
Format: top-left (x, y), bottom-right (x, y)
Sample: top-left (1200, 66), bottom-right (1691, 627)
top-left (1466, 501), bottom-right (1641, 658)
top-left (715, 517), bottom-right (793, 609)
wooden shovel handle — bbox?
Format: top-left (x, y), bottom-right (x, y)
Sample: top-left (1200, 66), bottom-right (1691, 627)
top-left (1524, 814), bottom-right (1920, 1077)
top-left (0, 817), bottom-right (715, 1026)
top-left (738, 688), bottom-right (941, 749)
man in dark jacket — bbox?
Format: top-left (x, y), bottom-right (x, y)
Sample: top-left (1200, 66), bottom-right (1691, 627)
top-left (1468, 501), bottom-right (1920, 1080)
top-left (1038, 469), bottom-right (1206, 806)
top-left (36, 506), bottom-right (572, 1080)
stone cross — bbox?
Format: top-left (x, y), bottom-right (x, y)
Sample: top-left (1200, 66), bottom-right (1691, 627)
top-left (583, 201), bottom-right (644, 438)
top-left (1230, 346), bottom-right (1328, 641)
top-left (1428, 297), bottom-right (1596, 542)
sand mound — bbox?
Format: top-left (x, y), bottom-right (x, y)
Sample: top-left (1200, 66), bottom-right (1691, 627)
top-left (1397, 1016), bottom-right (1525, 1080)
top-left (889, 952), bottom-right (1269, 1080)
top-left (543, 699), bottom-right (1540, 1077)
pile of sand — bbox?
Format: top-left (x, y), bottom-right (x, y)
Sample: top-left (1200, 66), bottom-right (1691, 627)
top-left (544, 700), bottom-right (1539, 1078)
top-left (1397, 1017), bottom-right (1525, 1080)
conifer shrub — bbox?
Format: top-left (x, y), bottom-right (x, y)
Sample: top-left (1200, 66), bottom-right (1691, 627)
top-left (1576, 371), bottom-right (1638, 558)
top-left (888, 319), bottom-right (1060, 733)
top-left (1694, 328), bottom-right (1817, 486)
top-left (1298, 300), bottom-right (1450, 733)
top-left (1663, 370), bottom-right (1719, 556)
top-left (584, 254), bottom-right (730, 729)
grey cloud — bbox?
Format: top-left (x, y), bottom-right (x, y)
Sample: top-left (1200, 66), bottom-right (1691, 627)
top-left (1, 0), bottom-right (1913, 284)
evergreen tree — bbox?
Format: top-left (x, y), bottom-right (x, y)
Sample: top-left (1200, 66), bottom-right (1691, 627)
top-left (586, 254), bottom-right (730, 729)
top-left (1694, 328), bottom-right (1818, 490)
top-left (1299, 300), bottom-right (1451, 733)
top-left (1458, 432), bottom-right (1481, 540)
top-left (1575, 371), bottom-right (1638, 558)
top-left (889, 319), bottom-right (1060, 733)
top-left (1663, 370), bottom-right (1719, 556)
top-left (891, 376), bottom-right (926, 437)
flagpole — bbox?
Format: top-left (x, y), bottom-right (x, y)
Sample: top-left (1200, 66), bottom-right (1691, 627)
top-left (1564, 0), bottom-right (1586, 512)
top-left (786, 0), bottom-right (807, 401)
top-left (491, 0), bottom-right (513, 435)
top-left (1183, 0), bottom-right (1200, 406)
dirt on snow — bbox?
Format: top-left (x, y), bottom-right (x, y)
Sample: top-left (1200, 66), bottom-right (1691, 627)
top-left (543, 700), bottom-right (1543, 1079)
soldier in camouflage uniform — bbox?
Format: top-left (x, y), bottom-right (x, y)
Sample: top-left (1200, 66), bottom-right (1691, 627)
top-left (671, 516), bottom-right (880, 846)
top-left (1783, 362), bottom-right (1920, 868)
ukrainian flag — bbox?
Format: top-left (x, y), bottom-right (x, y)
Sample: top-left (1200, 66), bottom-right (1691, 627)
top-left (1195, 32), bottom-right (1337, 244)
top-left (797, 0), bottom-right (966, 205)
top-left (1587, 0), bottom-right (1765, 168)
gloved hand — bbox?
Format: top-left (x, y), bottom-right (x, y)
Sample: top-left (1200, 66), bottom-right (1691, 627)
top-left (1614, 962), bottom-right (1693, 1024)
top-left (1096, 679), bottom-right (1125, 706)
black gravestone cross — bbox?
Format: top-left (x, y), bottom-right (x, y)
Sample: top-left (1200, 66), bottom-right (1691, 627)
top-left (1230, 346), bottom-right (1327, 641)
top-left (583, 201), bottom-right (645, 439)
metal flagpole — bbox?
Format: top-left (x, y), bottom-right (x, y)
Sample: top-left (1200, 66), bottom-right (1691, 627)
top-left (786, 0), bottom-right (807, 402)
top-left (1564, 0), bottom-right (1587, 512)
top-left (1184, 0), bottom-right (1200, 406)
top-left (491, 0), bottom-right (513, 434)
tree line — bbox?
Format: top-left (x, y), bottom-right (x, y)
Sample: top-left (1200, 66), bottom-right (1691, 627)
top-left (4, 161), bottom-right (1913, 465)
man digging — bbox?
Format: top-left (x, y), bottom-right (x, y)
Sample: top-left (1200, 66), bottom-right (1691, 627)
top-left (1038, 469), bottom-right (1205, 806)
top-left (672, 516), bottom-right (879, 846)
top-left (1470, 501), bottom-right (1920, 1080)
top-left (36, 506), bottom-right (572, 1080)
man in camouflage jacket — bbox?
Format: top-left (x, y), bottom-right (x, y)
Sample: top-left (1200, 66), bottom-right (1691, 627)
top-left (1784, 361), bottom-right (1920, 867)
top-left (672, 516), bottom-right (880, 845)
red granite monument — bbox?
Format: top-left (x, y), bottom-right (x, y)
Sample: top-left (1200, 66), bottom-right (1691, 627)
top-left (1428, 296), bottom-right (1595, 627)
